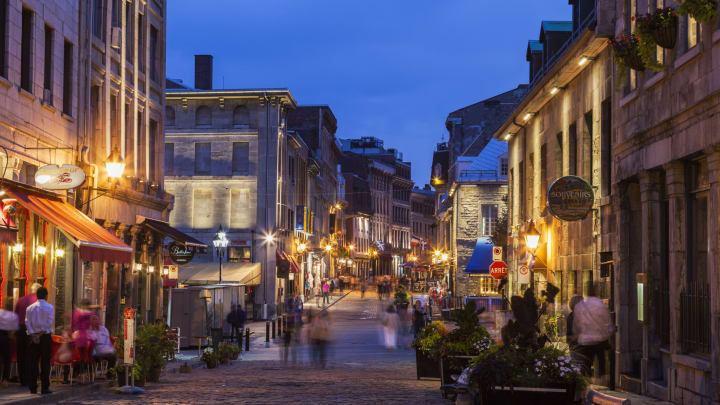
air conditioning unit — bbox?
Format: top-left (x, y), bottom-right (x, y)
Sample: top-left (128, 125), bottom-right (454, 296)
top-left (43, 88), bottom-right (52, 105)
top-left (111, 27), bottom-right (121, 49)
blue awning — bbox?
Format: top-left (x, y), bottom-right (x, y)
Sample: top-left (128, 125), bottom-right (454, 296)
top-left (465, 237), bottom-right (494, 274)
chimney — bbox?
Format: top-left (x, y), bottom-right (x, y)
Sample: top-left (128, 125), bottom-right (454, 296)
top-left (194, 55), bottom-right (213, 90)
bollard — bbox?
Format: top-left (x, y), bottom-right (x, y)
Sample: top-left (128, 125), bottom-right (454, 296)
top-left (245, 327), bottom-right (250, 351)
top-left (265, 321), bottom-right (270, 344)
top-left (278, 316), bottom-right (282, 337)
top-left (283, 314), bottom-right (288, 331)
top-left (272, 318), bottom-right (276, 339)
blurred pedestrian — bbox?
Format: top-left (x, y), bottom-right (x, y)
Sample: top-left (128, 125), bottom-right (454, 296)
top-left (412, 300), bottom-right (426, 336)
top-left (360, 283), bottom-right (366, 299)
top-left (377, 282), bottom-right (382, 300)
top-left (71, 299), bottom-right (94, 375)
top-left (573, 287), bottom-right (613, 376)
top-left (14, 282), bottom-right (40, 386)
top-left (309, 311), bottom-right (332, 368)
top-left (90, 316), bottom-right (116, 378)
top-left (0, 306), bottom-right (18, 387)
top-left (227, 305), bottom-right (246, 345)
top-left (566, 295), bottom-right (583, 351)
top-left (322, 281), bottom-right (330, 306)
top-left (381, 305), bottom-right (399, 349)
top-left (25, 287), bottom-right (54, 395)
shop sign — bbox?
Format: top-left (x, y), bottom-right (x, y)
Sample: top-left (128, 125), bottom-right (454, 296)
top-left (168, 242), bottom-right (195, 265)
top-left (546, 176), bottom-right (594, 221)
top-left (123, 308), bottom-right (135, 364)
top-left (168, 265), bottom-right (178, 280)
top-left (35, 164), bottom-right (86, 190)
top-left (489, 261), bottom-right (508, 280)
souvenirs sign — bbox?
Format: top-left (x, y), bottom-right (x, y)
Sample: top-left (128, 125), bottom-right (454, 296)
top-left (35, 164), bottom-right (86, 190)
top-left (168, 242), bottom-right (195, 265)
top-left (546, 176), bottom-right (594, 221)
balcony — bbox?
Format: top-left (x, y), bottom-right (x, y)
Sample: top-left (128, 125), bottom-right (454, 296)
top-left (456, 170), bottom-right (506, 182)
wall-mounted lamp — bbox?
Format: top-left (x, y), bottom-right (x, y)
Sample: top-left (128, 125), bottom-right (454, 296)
top-left (264, 233), bottom-right (275, 243)
top-left (550, 87), bottom-right (560, 95)
top-left (105, 147), bottom-right (126, 179)
top-left (578, 56), bottom-right (589, 66)
top-left (148, 266), bottom-right (155, 273)
top-left (347, 259), bottom-right (353, 265)
top-left (525, 221), bottom-right (541, 252)
top-left (441, 253), bottom-right (448, 262)
top-left (523, 113), bottom-right (533, 121)
top-left (162, 266), bottom-right (169, 276)
top-left (349, 244), bottom-right (355, 251)
top-left (12, 243), bottom-right (22, 253)
top-left (135, 263), bottom-right (142, 271)
top-left (55, 248), bottom-right (65, 258)
top-left (298, 243), bottom-right (307, 253)
top-left (325, 245), bottom-right (333, 252)
top-left (36, 245), bottom-right (46, 255)
top-left (504, 133), bottom-right (513, 140)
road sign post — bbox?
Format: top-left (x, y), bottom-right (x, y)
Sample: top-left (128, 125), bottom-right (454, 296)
top-left (119, 308), bottom-right (144, 394)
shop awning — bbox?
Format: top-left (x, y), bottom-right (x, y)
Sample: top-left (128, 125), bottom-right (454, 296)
top-left (178, 261), bottom-right (261, 285)
top-left (464, 237), bottom-right (493, 274)
top-left (139, 217), bottom-right (207, 248)
top-left (7, 189), bottom-right (132, 263)
top-left (288, 255), bottom-right (300, 273)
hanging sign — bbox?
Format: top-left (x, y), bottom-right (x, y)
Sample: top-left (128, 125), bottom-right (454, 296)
top-left (168, 242), bottom-right (195, 265)
top-left (546, 176), bottom-right (594, 221)
top-left (35, 164), bottom-right (86, 190)
top-left (518, 264), bottom-right (530, 284)
top-left (123, 308), bottom-right (135, 364)
top-left (492, 246), bottom-right (503, 261)
top-left (489, 261), bottom-right (508, 280)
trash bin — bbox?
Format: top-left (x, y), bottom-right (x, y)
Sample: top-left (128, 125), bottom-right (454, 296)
top-left (211, 328), bottom-right (223, 351)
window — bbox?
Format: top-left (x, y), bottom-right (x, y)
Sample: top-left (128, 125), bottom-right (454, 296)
top-left (194, 143), bottom-right (211, 175)
top-left (481, 204), bottom-right (498, 236)
top-left (149, 119), bottom-right (157, 182)
top-left (0, 0), bottom-right (6, 77)
top-left (583, 110), bottom-right (593, 184)
top-left (125, 2), bottom-right (133, 64)
top-left (232, 142), bottom-right (249, 174)
top-left (540, 144), bottom-right (547, 208)
top-left (568, 123), bottom-right (577, 176)
top-left (164, 143), bottom-right (174, 175)
top-left (124, 103), bottom-right (133, 170)
top-left (195, 106), bottom-right (211, 126)
top-left (43, 25), bottom-right (54, 103)
top-left (91, 86), bottom-right (101, 147)
top-left (165, 106), bottom-right (175, 126)
top-left (62, 41), bottom-right (73, 115)
top-left (518, 161), bottom-right (525, 219)
top-left (555, 132), bottom-right (563, 178)
top-left (654, 0), bottom-right (664, 65)
top-left (228, 246), bottom-right (251, 262)
top-left (233, 105), bottom-right (249, 127)
top-left (138, 12), bottom-right (145, 73)
top-left (288, 155), bottom-right (295, 184)
top-left (149, 25), bottom-right (158, 82)
top-left (21, 7), bottom-right (33, 93)
top-left (627, 0), bottom-right (637, 91)
top-left (687, 16), bottom-right (699, 50)
top-left (500, 158), bottom-right (508, 176)
top-left (137, 111), bottom-right (145, 178)
top-left (110, 94), bottom-right (119, 149)
top-left (601, 98), bottom-right (612, 196)
top-left (688, 160), bottom-right (708, 284)
top-left (111, 0), bottom-right (121, 27)
top-left (92, 0), bottom-right (104, 39)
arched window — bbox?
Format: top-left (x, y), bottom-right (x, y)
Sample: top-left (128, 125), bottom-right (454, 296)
top-left (165, 106), bottom-right (175, 126)
top-left (195, 105), bottom-right (211, 126)
top-left (232, 105), bottom-right (249, 127)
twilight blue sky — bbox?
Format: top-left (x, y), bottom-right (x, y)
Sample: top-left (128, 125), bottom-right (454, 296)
top-left (166, 1), bottom-right (571, 185)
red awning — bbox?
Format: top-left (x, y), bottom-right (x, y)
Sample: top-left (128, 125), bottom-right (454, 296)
top-left (288, 255), bottom-right (300, 273)
top-left (7, 189), bottom-right (132, 263)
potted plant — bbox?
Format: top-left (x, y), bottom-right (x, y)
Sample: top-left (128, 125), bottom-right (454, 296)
top-left (636, 7), bottom-right (678, 49)
top-left (468, 286), bottom-right (587, 405)
top-left (678, 0), bottom-right (717, 23)
top-left (228, 344), bottom-right (241, 360)
top-left (394, 284), bottom-right (410, 310)
top-left (610, 33), bottom-right (645, 87)
top-left (135, 322), bottom-right (175, 382)
top-left (201, 348), bottom-right (219, 369)
top-left (412, 321), bottom-right (448, 379)
top-left (438, 301), bottom-right (492, 387)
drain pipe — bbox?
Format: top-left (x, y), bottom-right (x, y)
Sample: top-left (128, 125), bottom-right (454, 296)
top-left (80, 145), bottom-right (99, 215)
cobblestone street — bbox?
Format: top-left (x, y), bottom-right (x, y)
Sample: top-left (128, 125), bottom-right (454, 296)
top-left (57, 293), bottom-right (449, 405)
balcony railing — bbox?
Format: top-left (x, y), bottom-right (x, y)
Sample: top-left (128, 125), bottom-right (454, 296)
top-left (456, 170), bottom-right (503, 182)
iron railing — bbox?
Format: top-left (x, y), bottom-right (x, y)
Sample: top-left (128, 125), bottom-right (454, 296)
top-left (457, 170), bottom-right (501, 182)
top-left (680, 282), bottom-right (710, 354)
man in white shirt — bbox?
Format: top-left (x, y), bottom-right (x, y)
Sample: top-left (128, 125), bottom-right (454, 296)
top-left (572, 285), bottom-right (613, 376)
top-left (25, 287), bottom-right (54, 395)
top-left (0, 307), bottom-right (18, 386)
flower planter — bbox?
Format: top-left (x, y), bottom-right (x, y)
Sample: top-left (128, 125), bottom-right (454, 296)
top-left (145, 367), bottom-right (162, 382)
top-left (621, 53), bottom-right (645, 71)
top-left (440, 355), bottom-right (473, 386)
top-left (415, 350), bottom-right (441, 380)
top-left (478, 385), bottom-right (577, 405)
top-left (651, 16), bottom-right (678, 49)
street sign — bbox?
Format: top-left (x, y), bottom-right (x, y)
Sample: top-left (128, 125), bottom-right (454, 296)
top-left (489, 261), bottom-right (508, 280)
top-left (123, 308), bottom-right (135, 365)
top-left (518, 264), bottom-right (530, 284)
top-left (492, 246), bottom-right (503, 261)
top-left (35, 164), bottom-right (86, 190)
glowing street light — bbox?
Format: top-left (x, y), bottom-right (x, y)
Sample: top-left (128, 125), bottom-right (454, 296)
top-left (105, 147), bottom-right (126, 179)
top-left (525, 221), bottom-right (541, 252)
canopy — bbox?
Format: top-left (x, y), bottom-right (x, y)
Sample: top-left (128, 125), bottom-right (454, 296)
top-left (7, 188), bottom-right (132, 263)
top-left (178, 261), bottom-right (261, 285)
top-left (464, 237), bottom-right (493, 274)
top-left (140, 217), bottom-right (207, 248)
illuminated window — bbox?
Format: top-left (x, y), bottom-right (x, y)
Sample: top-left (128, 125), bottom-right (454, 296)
top-left (688, 16), bottom-right (699, 49)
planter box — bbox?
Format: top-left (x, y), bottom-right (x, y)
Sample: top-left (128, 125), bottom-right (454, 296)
top-left (651, 17), bottom-right (678, 49)
top-left (478, 385), bottom-right (578, 405)
top-left (415, 350), bottom-right (441, 380)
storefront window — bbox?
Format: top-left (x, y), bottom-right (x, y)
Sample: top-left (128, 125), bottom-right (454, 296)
top-left (228, 246), bottom-right (251, 262)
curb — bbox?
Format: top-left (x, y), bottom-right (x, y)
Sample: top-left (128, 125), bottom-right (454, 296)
top-left (319, 291), bottom-right (352, 312)
top-left (1, 381), bottom-right (111, 405)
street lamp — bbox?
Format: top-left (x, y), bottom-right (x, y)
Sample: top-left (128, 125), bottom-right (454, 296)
top-left (213, 226), bottom-right (229, 284)
top-left (525, 221), bottom-right (541, 253)
top-left (105, 147), bottom-right (126, 179)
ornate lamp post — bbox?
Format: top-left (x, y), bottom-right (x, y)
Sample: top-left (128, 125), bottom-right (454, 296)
top-left (212, 226), bottom-right (229, 284)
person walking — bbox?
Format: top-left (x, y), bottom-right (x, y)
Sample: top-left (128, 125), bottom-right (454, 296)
top-left (566, 295), bottom-right (584, 352)
top-left (14, 282), bottom-right (40, 386)
top-left (0, 306), bottom-right (18, 387)
top-left (573, 287), bottom-right (613, 376)
top-left (309, 311), bottom-right (332, 368)
top-left (322, 281), bottom-right (330, 306)
top-left (377, 282), bottom-right (382, 300)
top-left (412, 300), bottom-right (426, 336)
top-left (227, 305), bottom-right (246, 345)
top-left (360, 283), bottom-right (366, 299)
top-left (25, 287), bottom-right (54, 395)
top-left (381, 305), bottom-right (399, 349)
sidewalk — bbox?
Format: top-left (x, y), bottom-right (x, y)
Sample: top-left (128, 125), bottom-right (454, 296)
top-left (587, 386), bottom-right (675, 405)
top-left (0, 379), bottom-right (109, 405)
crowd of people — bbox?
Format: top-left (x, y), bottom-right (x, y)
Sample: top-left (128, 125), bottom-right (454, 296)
top-left (0, 283), bottom-right (117, 395)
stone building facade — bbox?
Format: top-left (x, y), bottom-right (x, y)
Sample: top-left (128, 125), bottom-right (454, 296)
top-left (0, 0), bottom-right (171, 332)
top-left (410, 185), bottom-right (435, 255)
top-left (609, 1), bottom-right (720, 403)
top-left (165, 57), bottom-right (297, 318)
